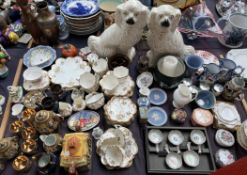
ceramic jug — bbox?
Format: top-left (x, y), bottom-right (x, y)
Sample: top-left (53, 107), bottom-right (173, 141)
top-left (173, 83), bottom-right (196, 108)
top-left (217, 13), bottom-right (247, 48)
top-left (0, 136), bottom-right (19, 160)
top-left (34, 110), bottom-right (62, 134)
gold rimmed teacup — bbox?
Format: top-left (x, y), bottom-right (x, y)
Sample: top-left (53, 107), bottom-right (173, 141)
top-left (12, 155), bottom-right (32, 172)
top-left (21, 139), bottom-right (38, 155)
top-left (10, 120), bottom-right (24, 134)
top-left (21, 127), bottom-right (37, 140)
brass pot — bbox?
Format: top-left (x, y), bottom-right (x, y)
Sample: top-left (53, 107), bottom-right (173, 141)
top-left (12, 155), bottom-right (32, 172)
top-left (10, 120), bottom-right (24, 134)
top-left (21, 139), bottom-right (38, 155)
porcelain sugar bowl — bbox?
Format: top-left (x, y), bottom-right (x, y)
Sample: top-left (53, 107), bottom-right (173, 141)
top-left (34, 110), bottom-right (62, 134)
top-left (0, 136), bottom-right (19, 160)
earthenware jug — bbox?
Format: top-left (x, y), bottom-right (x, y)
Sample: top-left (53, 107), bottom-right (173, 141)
top-left (0, 136), bottom-right (19, 160)
top-left (40, 133), bottom-right (63, 153)
top-left (217, 13), bottom-right (247, 48)
top-left (173, 83), bottom-right (197, 108)
top-left (34, 110), bottom-right (62, 134)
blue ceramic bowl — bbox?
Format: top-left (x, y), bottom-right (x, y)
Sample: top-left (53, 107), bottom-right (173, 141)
top-left (185, 55), bottom-right (204, 71)
top-left (195, 90), bottom-right (216, 109)
top-left (147, 107), bottom-right (168, 126)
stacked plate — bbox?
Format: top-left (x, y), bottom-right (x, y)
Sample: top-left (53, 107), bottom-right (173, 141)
top-left (60, 0), bottom-right (103, 35)
top-left (237, 120), bottom-right (247, 151)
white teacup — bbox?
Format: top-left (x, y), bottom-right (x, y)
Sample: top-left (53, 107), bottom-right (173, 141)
top-left (92, 58), bottom-right (108, 77)
top-left (79, 72), bottom-right (98, 93)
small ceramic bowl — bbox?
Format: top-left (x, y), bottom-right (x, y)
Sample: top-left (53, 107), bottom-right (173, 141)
top-left (113, 66), bottom-right (129, 80)
top-left (136, 71), bottom-right (153, 89)
top-left (147, 107), bottom-right (168, 126)
top-left (195, 90), bottom-right (216, 109)
top-left (148, 88), bottom-right (167, 105)
top-left (23, 67), bottom-right (43, 83)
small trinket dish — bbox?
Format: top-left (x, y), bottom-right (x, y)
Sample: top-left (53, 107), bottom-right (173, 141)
top-left (147, 107), bottom-right (168, 126)
top-left (183, 142), bottom-right (200, 168)
top-left (148, 129), bottom-right (164, 153)
top-left (190, 130), bottom-right (206, 154)
top-left (215, 149), bottom-right (235, 167)
top-left (23, 67), bottom-right (43, 83)
top-left (171, 108), bottom-right (187, 124)
top-left (148, 88), bottom-right (167, 106)
top-left (92, 127), bottom-right (104, 140)
top-left (136, 72), bottom-right (153, 89)
top-left (67, 110), bottom-right (100, 132)
top-left (0, 95), bottom-right (5, 106)
top-left (11, 104), bottom-right (24, 117)
top-left (215, 129), bottom-right (235, 147)
top-left (137, 97), bottom-right (150, 107)
top-left (139, 87), bottom-right (150, 97)
top-left (191, 108), bottom-right (214, 127)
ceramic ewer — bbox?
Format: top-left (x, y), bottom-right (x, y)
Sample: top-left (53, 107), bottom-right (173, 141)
top-left (104, 97), bottom-right (137, 126)
top-left (96, 125), bottom-right (138, 169)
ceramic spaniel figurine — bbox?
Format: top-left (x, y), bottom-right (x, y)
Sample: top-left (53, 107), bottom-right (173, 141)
top-left (147, 5), bottom-right (195, 67)
top-left (88, 0), bottom-right (149, 62)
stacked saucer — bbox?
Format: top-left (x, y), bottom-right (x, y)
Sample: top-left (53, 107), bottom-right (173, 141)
top-left (60, 0), bottom-right (103, 35)
top-left (237, 120), bottom-right (247, 151)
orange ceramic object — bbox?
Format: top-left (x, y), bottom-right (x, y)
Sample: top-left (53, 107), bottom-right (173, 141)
top-left (61, 44), bottom-right (78, 58)
top-left (191, 108), bottom-right (214, 127)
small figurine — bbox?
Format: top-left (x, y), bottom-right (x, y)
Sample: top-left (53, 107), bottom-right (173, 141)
top-left (147, 5), bottom-right (195, 67)
top-left (0, 45), bottom-right (10, 78)
top-left (88, 0), bottom-right (149, 62)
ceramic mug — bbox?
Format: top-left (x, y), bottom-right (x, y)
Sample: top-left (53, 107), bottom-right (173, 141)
top-left (200, 63), bottom-right (221, 86)
top-left (217, 13), bottom-right (247, 48)
top-left (184, 55), bottom-right (204, 76)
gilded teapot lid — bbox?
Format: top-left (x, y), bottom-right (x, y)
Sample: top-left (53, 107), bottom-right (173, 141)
top-left (35, 110), bottom-right (53, 123)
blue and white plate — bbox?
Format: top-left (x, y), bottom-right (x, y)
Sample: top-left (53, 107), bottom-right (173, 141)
top-left (61, 0), bottom-right (100, 17)
top-left (147, 107), bottom-right (168, 126)
top-left (23, 45), bottom-right (56, 69)
top-left (148, 88), bottom-right (167, 105)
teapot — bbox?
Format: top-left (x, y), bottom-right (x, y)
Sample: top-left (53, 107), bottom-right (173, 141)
top-left (33, 110), bottom-right (62, 134)
top-left (0, 136), bottom-right (19, 160)
top-left (173, 83), bottom-right (197, 108)
top-left (40, 133), bottom-right (63, 153)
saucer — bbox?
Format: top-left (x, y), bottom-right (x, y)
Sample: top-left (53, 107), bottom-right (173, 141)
top-left (147, 107), bottom-right (168, 126)
top-left (23, 71), bottom-right (50, 91)
top-left (148, 88), bottom-right (167, 105)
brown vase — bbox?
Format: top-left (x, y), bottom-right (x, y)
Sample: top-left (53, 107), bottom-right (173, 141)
top-left (36, 1), bottom-right (59, 45)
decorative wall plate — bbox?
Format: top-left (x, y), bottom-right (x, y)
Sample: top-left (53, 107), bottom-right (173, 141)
top-left (23, 45), bottom-right (56, 68)
top-left (23, 71), bottom-right (50, 91)
top-left (23, 91), bottom-right (45, 109)
top-left (215, 129), bottom-right (235, 147)
top-left (147, 107), bottom-right (168, 126)
top-left (96, 126), bottom-right (138, 169)
top-left (148, 88), bottom-right (167, 105)
top-left (48, 57), bottom-right (91, 89)
top-left (67, 110), bottom-right (100, 131)
top-left (104, 97), bottom-right (137, 126)
top-left (61, 0), bottom-right (99, 17)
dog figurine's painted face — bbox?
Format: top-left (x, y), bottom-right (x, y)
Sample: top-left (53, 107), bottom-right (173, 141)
top-left (149, 5), bottom-right (181, 32)
top-left (115, 0), bottom-right (149, 27)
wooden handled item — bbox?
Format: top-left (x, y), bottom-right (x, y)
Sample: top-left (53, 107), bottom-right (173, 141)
top-left (0, 59), bottom-right (23, 139)
top-left (239, 93), bottom-right (247, 115)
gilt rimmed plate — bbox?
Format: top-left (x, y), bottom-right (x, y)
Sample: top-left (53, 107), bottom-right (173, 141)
top-left (23, 45), bottom-right (56, 68)
top-left (67, 110), bottom-right (100, 131)
top-left (147, 107), bottom-right (168, 126)
top-left (61, 0), bottom-right (100, 17)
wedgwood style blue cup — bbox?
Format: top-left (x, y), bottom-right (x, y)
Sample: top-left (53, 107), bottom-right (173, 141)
top-left (185, 55), bottom-right (204, 76)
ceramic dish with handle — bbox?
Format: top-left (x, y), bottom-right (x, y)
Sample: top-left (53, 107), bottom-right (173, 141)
top-left (23, 45), bottom-right (56, 68)
top-left (168, 130), bottom-right (184, 153)
top-left (148, 129), bottom-right (164, 153)
top-left (165, 144), bottom-right (182, 170)
top-left (183, 142), bottom-right (200, 168)
top-left (190, 130), bottom-right (206, 154)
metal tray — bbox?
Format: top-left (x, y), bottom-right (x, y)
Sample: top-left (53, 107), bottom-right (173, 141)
top-left (145, 126), bottom-right (216, 174)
